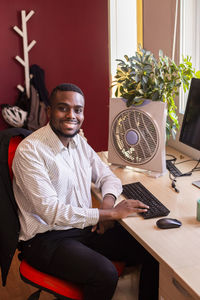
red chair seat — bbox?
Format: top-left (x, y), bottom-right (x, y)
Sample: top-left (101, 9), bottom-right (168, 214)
top-left (20, 260), bottom-right (83, 299)
top-left (20, 260), bottom-right (125, 300)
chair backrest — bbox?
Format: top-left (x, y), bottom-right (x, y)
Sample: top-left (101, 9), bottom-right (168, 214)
top-left (8, 136), bottom-right (23, 180)
top-left (0, 131), bottom-right (27, 286)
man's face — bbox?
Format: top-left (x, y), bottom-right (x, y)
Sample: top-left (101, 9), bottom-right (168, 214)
top-left (48, 90), bottom-right (84, 144)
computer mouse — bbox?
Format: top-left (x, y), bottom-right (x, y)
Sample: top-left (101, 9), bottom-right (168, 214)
top-left (156, 218), bottom-right (182, 229)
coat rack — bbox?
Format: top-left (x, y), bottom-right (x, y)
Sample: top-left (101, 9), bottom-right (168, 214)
top-left (13, 10), bottom-right (36, 98)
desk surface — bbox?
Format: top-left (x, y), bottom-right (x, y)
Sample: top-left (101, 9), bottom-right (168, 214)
top-left (92, 147), bottom-right (200, 300)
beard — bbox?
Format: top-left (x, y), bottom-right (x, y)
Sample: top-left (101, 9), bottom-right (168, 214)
top-left (50, 121), bottom-right (80, 138)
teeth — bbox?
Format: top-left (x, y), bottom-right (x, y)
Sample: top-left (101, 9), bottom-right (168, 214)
top-left (62, 121), bottom-right (77, 129)
top-left (63, 120), bottom-right (77, 123)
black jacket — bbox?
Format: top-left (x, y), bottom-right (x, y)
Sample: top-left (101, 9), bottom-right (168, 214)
top-left (0, 128), bottom-right (31, 286)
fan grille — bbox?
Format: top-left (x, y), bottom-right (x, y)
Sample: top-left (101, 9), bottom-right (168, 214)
top-left (111, 109), bottom-right (159, 164)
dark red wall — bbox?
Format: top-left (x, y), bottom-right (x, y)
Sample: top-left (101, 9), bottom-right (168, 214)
top-left (0, 0), bottom-right (110, 151)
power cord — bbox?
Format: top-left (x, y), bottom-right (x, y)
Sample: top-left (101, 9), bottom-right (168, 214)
top-left (166, 154), bottom-right (200, 193)
top-left (171, 178), bottom-right (180, 193)
top-left (169, 171), bottom-right (192, 193)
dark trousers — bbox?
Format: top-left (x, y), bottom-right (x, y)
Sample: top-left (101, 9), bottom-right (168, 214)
top-left (20, 222), bottom-right (158, 300)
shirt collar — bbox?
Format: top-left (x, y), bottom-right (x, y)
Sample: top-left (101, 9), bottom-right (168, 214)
top-left (44, 123), bottom-right (78, 155)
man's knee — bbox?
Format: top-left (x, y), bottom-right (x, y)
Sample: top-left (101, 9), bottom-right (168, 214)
top-left (84, 260), bottom-right (118, 300)
top-left (93, 259), bottom-right (119, 288)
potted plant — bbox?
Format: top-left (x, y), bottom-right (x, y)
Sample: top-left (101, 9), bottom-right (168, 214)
top-left (111, 47), bottom-right (200, 139)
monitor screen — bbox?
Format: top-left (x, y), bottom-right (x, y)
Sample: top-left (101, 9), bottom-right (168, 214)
top-left (179, 78), bottom-right (200, 151)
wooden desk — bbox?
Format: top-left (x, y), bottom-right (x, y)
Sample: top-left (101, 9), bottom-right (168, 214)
top-left (92, 147), bottom-right (200, 300)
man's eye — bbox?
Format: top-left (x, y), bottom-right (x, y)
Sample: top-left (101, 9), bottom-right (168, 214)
top-left (75, 109), bottom-right (83, 113)
top-left (58, 106), bottom-right (68, 112)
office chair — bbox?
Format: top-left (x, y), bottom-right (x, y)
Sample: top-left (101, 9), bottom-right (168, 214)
top-left (8, 135), bottom-right (125, 300)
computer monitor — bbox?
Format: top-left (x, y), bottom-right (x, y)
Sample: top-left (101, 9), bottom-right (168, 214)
top-left (179, 78), bottom-right (200, 152)
top-left (179, 78), bottom-right (200, 188)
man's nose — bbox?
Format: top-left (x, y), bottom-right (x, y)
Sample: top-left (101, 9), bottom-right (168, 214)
top-left (65, 109), bottom-right (75, 118)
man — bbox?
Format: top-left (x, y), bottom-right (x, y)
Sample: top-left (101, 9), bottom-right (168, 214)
top-left (13, 83), bottom-right (158, 300)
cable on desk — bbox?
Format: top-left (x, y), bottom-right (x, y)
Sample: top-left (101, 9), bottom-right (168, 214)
top-left (166, 153), bottom-right (200, 193)
top-left (166, 154), bottom-right (199, 193)
top-left (189, 159), bottom-right (200, 172)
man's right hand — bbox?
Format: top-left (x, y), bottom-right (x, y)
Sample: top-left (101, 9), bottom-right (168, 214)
top-left (113, 199), bottom-right (149, 218)
top-left (99, 199), bottom-right (149, 221)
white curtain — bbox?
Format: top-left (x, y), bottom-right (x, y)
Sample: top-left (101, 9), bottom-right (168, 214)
top-left (180, 0), bottom-right (200, 112)
top-left (109, 0), bottom-right (137, 80)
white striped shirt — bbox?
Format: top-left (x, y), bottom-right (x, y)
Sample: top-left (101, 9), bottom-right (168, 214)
top-left (12, 123), bottom-right (122, 241)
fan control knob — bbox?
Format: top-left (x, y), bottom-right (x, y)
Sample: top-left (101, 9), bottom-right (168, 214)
top-left (126, 130), bottom-right (139, 145)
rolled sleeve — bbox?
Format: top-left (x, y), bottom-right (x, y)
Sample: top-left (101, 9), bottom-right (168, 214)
top-left (101, 180), bottom-right (122, 200)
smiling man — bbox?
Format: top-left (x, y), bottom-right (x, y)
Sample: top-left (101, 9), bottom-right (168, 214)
top-left (12, 83), bottom-right (158, 300)
top-left (48, 85), bottom-right (84, 143)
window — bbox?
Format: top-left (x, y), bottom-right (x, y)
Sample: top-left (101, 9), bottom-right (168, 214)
top-left (168, 0), bottom-right (200, 158)
top-left (179, 0), bottom-right (200, 113)
top-left (109, 0), bottom-right (143, 92)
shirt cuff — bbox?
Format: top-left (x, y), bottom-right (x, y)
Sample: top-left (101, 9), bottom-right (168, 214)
top-left (85, 208), bottom-right (99, 226)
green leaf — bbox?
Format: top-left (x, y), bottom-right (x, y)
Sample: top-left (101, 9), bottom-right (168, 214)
top-left (195, 70), bottom-right (200, 78)
top-left (110, 47), bottom-right (200, 139)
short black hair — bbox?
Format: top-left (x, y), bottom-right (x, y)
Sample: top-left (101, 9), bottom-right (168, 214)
top-left (49, 83), bottom-right (84, 106)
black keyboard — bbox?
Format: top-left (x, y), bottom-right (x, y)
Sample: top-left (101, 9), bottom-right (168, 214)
top-left (122, 182), bottom-right (170, 219)
top-left (166, 160), bottom-right (182, 177)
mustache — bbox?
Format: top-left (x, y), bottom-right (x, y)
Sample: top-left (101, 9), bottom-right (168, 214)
top-left (61, 118), bottom-right (80, 123)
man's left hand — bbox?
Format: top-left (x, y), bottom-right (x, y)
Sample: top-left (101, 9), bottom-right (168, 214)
top-left (91, 220), bottom-right (115, 234)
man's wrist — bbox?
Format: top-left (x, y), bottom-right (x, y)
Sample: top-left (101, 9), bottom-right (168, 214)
top-left (99, 207), bottom-right (117, 221)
